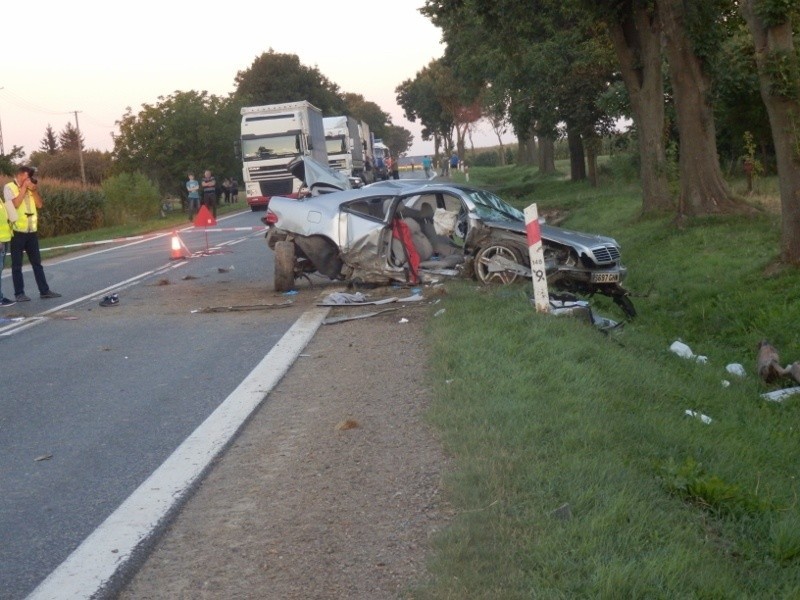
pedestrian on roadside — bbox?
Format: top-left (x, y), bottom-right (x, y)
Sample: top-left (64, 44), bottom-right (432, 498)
top-left (201, 169), bottom-right (217, 217)
top-left (3, 166), bottom-right (62, 301)
top-left (186, 173), bottom-right (200, 220)
top-left (230, 177), bottom-right (239, 203)
top-left (422, 155), bottom-right (432, 178)
top-left (222, 178), bottom-right (231, 204)
top-left (391, 156), bottom-right (400, 180)
top-left (449, 152), bottom-right (459, 177)
top-left (0, 186), bottom-right (17, 306)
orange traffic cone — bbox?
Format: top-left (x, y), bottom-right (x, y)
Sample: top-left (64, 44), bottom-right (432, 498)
top-left (170, 231), bottom-right (188, 260)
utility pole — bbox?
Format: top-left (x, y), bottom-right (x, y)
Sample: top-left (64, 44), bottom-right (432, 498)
top-left (73, 110), bottom-right (86, 186)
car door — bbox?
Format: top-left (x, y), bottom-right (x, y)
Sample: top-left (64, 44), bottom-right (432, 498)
top-left (339, 194), bottom-right (399, 268)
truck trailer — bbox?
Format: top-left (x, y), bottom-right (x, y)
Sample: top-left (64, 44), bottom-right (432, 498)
top-left (240, 101), bottom-right (327, 211)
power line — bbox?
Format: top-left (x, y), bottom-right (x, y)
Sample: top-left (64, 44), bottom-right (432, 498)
top-left (0, 88), bottom-right (68, 116)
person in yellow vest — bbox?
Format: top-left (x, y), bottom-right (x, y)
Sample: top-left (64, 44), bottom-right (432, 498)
top-left (3, 166), bottom-right (61, 302)
top-left (0, 185), bottom-right (18, 306)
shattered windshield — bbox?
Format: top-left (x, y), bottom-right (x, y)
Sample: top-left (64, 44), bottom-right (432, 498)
top-left (242, 134), bottom-right (299, 160)
top-left (466, 189), bottom-right (524, 222)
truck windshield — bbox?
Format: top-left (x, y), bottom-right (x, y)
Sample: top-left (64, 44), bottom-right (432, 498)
top-left (242, 134), bottom-right (300, 160)
top-left (325, 135), bottom-right (347, 155)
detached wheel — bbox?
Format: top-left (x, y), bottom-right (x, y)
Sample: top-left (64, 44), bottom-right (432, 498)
top-left (475, 243), bottom-right (524, 285)
top-left (274, 240), bottom-right (296, 292)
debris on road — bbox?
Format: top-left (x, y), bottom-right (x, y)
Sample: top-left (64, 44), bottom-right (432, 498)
top-left (193, 302), bottom-right (293, 313)
top-left (322, 308), bottom-right (398, 325)
top-left (762, 387), bottom-right (800, 403)
top-left (726, 363), bottom-right (746, 378)
top-left (34, 454), bottom-right (53, 462)
top-left (670, 341), bottom-right (707, 363)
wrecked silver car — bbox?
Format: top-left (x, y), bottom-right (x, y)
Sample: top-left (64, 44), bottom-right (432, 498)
top-left (264, 180), bottom-right (635, 316)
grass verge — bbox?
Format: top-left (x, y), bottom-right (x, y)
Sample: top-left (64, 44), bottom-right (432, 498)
top-left (414, 166), bottom-right (800, 598)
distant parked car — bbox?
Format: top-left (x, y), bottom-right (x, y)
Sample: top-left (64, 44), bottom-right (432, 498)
top-left (264, 178), bottom-right (635, 316)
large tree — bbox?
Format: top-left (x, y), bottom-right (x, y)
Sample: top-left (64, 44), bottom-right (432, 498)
top-left (234, 50), bottom-right (347, 116)
top-left (112, 90), bottom-right (239, 195)
top-left (39, 125), bottom-right (58, 155)
top-left (740, 0), bottom-right (800, 262)
top-left (58, 122), bottom-right (84, 152)
top-left (596, 0), bottom-right (673, 212)
top-left (341, 93), bottom-right (392, 139)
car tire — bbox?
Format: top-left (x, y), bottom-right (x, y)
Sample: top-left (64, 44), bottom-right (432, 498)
top-left (274, 240), bottom-right (296, 292)
top-left (475, 242), bottom-right (525, 285)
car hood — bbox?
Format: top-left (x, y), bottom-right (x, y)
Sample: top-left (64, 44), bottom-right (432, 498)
top-left (485, 219), bottom-right (621, 252)
top-left (288, 156), bottom-right (351, 194)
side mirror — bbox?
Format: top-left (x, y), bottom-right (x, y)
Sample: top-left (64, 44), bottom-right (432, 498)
top-left (233, 140), bottom-right (241, 161)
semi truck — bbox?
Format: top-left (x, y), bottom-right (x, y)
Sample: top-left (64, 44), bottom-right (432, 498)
top-left (239, 101), bottom-right (327, 211)
top-left (323, 116), bottom-right (367, 186)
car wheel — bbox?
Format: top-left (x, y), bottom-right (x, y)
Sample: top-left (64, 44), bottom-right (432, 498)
top-left (274, 240), bottom-right (296, 292)
top-left (475, 243), bottom-right (525, 285)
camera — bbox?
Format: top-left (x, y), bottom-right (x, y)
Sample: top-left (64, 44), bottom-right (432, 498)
top-left (28, 168), bottom-right (38, 185)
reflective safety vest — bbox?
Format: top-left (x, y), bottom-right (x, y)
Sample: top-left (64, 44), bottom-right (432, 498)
top-left (0, 199), bottom-right (12, 242)
top-left (7, 181), bottom-right (37, 233)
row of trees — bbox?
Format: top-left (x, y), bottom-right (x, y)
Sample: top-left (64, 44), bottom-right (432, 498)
top-left (112, 50), bottom-right (413, 197)
top-left (2, 49), bottom-right (414, 199)
top-left (401, 0), bottom-right (800, 262)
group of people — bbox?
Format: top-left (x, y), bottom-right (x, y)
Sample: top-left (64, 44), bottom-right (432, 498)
top-left (185, 171), bottom-right (239, 220)
top-left (0, 166), bottom-right (61, 306)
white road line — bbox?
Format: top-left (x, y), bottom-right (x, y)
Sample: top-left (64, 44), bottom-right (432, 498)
top-left (26, 305), bottom-right (331, 600)
top-left (0, 261), bottom-right (187, 337)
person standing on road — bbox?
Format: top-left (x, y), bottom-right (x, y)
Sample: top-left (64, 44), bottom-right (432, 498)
top-left (391, 156), bottom-right (400, 180)
top-left (4, 166), bottom-right (61, 302)
top-left (201, 169), bottom-right (217, 217)
top-left (186, 173), bottom-right (200, 220)
top-left (422, 155), bottom-right (432, 178)
top-left (0, 188), bottom-right (17, 306)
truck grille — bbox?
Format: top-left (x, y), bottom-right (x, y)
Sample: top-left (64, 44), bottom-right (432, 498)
top-left (591, 245), bottom-right (620, 264)
top-left (259, 179), bottom-right (293, 196)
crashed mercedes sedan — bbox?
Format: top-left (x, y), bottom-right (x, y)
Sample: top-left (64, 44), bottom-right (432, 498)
top-left (264, 180), bottom-right (635, 316)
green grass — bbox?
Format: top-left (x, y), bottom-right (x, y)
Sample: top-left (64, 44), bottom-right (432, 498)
top-left (415, 166), bottom-right (800, 598)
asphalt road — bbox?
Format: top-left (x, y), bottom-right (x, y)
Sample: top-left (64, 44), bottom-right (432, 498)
top-left (0, 209), bottom-right (308, 599)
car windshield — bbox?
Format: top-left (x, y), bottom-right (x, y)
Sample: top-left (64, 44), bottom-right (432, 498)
top-left (242, 134), bottom-right (299, 160)
top-left (466, 189), bottom-right (524, 222)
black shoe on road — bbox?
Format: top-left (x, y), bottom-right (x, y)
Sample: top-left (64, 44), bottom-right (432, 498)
top-left (40, 291), bottom-right (62, 299)
top-left (0, 297), bottom-right (16, 307)
top-left (15, 294), bottom-right (30, 302)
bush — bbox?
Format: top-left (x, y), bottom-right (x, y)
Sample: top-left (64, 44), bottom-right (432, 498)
top-left (472, 151), bottom-right (501, 167)
top-left (101, 172), bottom-right (161, 226)
top-left (0, 176), bottom-right (104, 238)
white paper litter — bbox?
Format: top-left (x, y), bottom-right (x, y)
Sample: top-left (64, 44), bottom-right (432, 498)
top-left (685, 409), bottom-right (713, 424)
top-left (398, 318), bottom-right (409, 324)
top-left (725, 363), bottom-right (747, 377)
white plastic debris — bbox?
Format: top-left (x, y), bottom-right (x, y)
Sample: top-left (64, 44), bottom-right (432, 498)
top-left (695, 355), bottom-right (708, 364)
top-left (670, 341), bottom-right (695, 359)
top-left (685, 409), bottom-right (713, 424)
top-left (761, 387), bottom-right (800, 403)
top-left (721, 380), bottom-right (731, 388)
top-left (398, 318), bottom-right (409, 324)
top-left (726, 363), bottom-right (747, 378)
top-left (433, 308), bottom-right (446, 317)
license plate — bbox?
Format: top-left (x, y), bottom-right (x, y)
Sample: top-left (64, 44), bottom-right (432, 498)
top-left (591, 272), bottom-right (619, 283)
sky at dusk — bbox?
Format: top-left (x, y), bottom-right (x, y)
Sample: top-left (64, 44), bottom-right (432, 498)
top-left (1, 1), bottom-right (511, 160)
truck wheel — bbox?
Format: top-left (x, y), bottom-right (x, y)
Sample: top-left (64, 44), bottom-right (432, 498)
top-left (274, 240), bottom-right (296, 292)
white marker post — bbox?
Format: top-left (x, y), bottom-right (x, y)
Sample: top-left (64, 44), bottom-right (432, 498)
top-left (524, 203), bottom-right (550, 313)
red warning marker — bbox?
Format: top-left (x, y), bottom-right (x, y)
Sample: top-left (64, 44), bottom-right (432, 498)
top-left (193, 205), bottom-right (217, 227)
top-left (170, 231), bottom-right (189, 260)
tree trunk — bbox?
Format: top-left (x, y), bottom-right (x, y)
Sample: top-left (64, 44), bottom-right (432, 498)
top-left (607, 3), bottom-right (672, 213)
top-left (658, 0), bottom-right (750, 217)
top-left (740, 1), bottom-right (800, 263)
top-left (538, 136), bottom-right (556, 174)
top-left (585, 132), bottom-right (600, 187)
top-left (567, 126), bottom-right (586, 182)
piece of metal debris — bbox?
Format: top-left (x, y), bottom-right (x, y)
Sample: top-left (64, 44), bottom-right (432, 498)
top-left (196, 302), bottom-right (293, 313)
top-left (322, 308), bottom-right (398, 325)
top-left (34, 454), bottom-right (53, 462)
top-left (761, 387), bottom-right (800, 403)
